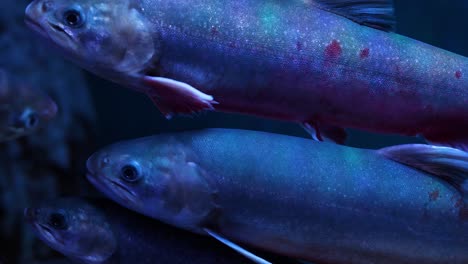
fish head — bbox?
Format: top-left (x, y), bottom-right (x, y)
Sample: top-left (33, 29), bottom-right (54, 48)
top-left (0, 73), bottom-right (57, 141)
top-left (25, 0), bottom-right (156, 81)
top-left (24, 198), bottom-right (117, 263)
top-left (86, 136), bottom-right (218, 232)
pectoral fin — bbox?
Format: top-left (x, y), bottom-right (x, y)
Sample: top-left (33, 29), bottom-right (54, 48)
top-left (143, 76), bottom-right (218, 119)
top-left (302, 122), bottom-right (347, 144)
top-left (378, 144), bottom-right (468, 202)
top-left (310, 0), bottom-right (396, 31)
top-left (204, 228), bottom-right (272, 264)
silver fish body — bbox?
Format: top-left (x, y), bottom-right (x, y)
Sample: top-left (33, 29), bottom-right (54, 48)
top-left (25, 0), bottom-right (468, 146)
top-left (86, 129), bottom-right (468, 264)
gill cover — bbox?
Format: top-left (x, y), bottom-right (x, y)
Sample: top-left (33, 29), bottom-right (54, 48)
top-left (151, 141), bottom-right (220, 231)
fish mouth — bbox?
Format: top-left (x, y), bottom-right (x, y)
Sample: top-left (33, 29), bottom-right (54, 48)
top-left (37, 223), bottom-right (54, 240)
top-left (47, 22), bottom-right (74, 42)
top-left (24, 1), bottom-right (54, 40)
top-left (33, 222), bottom-right (63, 245)
top-left (24, 15), bottom-right (74, 47)
top-left (0, 127), bottom-right (26, 142)
top-left (24, 208), bottom-right (63, 246)
top-left (86, 173), bottom-right (138, 205)
top-left (110, 180), bottom-right (137, 198)
top-left (8, 122), bottom-right (30, 133)
top-left (24, 17), bottom-right (49, 39)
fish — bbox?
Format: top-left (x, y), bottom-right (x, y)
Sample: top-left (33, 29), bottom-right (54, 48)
top-left (24, 197), bottom-right (300, 264)
top-left (24, 0), bottom-right (468, 147)
top-left (86, 129), bottom-right (468, 264)
top-left (0, 70), bottom-right (57, 141)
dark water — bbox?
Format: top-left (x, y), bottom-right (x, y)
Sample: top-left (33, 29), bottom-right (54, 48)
top-left (0, 0), bottom-right (467, 263)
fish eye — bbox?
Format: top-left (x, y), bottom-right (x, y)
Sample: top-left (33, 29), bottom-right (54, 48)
top-left (63, 9), bottom-right (83, 27)
top-left (120, 165), bottom-right (141, 182)
top-left (48, 213), bottom-right (68, 230)
top-left (18, 109), bottom-right (39, 129)
top-left (24, 112), bottom-right (38, 129)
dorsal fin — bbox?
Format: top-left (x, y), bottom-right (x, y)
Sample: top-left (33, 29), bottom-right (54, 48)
top-left (378, 144), bottom-right (468, 201)
top-left (310, 0), bottom-right (396, 32)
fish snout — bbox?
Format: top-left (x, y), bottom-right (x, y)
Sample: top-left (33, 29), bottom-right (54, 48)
top-left (26, 0), bottom-right (53, 17)
top-left (24, 207), bottom-right (40, 223)
top-left (25, 0), bottom-right (54, 32)
top-left (25, 1), bottom-right (41, 20)
top-left (40, 0), bottom-right (54, 13)
top-left (86, 152), bottom-right (110, 177)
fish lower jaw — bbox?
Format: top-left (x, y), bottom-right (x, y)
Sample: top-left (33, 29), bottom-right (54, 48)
top-left (86, 173), bottom-right (139, 207)
top-left (24, 18), bottom-right (49, 40)
top-left (34, 223), bottom-right (63, 250)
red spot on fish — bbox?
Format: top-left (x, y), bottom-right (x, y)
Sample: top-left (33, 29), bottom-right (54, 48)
top-left (455, 70), bottom-right (462, 79)
top-left (296, 41), bottom-right (303, 51)
top-left (325, 40), bottom-right (342, 59)
top-left (451, 195), bottom-right (468, 221)
top-left (429, 190), bottom-right (440, 201)
top-left (210, 26), bottom-right (219, 36)
top-left (360, 48), bottom-right (370, 59)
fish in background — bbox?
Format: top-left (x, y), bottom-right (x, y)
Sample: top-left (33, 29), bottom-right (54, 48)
top-left (24, 0), bottom-right (467, 148)
top-left (0, 70), bottom-right (57, 141)
top-left (86, 129), bottom-right (468, 264)
top-left (24, 197), bottom-right (300, 264)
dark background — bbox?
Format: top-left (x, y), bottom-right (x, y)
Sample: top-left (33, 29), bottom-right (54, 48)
top-left (0, 0), bottom-right (466, 263)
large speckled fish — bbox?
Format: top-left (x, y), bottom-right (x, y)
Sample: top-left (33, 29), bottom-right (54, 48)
top-left (25, 0), bottom-right (467, 147)
top-left (86, 129), bottom-right (468, 264)
top-left (25, 197), bottom-right (299, 264)
top-left (0, 70), bottom-right (57, 142)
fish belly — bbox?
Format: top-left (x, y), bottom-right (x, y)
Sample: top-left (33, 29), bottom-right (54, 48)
top-left (189, 131), bottom-right (468, 263)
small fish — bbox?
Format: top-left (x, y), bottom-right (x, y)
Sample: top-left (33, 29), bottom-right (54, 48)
top-left (86, 129), bottom-right (468, 264)
top-left (24, 197), bottom-right (297, 264)
top-left (25, 0), bottom-right (467, 148)
top-left (0, 70), bottom-right (57, 141)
